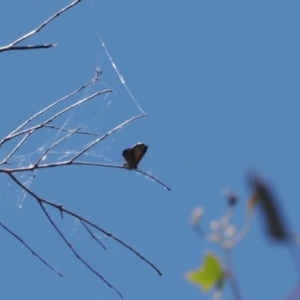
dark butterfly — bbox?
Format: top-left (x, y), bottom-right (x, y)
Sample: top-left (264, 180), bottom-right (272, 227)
top-left (122, 143), bottom-right (148, 169)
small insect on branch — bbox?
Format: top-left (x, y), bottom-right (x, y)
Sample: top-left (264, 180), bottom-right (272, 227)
top-left (122, 143), bottom-right (171, 191)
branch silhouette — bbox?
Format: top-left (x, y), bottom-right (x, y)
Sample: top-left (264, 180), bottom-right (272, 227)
top-left (1, 2), bottom-right (170, 298)
top-left (0, 0), bottom-right (81, 52)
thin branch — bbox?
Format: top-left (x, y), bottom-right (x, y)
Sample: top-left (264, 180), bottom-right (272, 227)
top-left (69, 114), bottom-right (147, 162)
top-left (38, 201), bottom-right (123, 299)
top-left (0, 114), bottom-right (171, 191)
top-left (1, 159), bottom-right (171, 193)
top-left (0, 0), bottom-right (163, 296)
top-left (1, 162), bottom-right (123, 173)
top-left (35, 128), bottom-right (80, 166)
top-left (135, 169), bottom-right (171, 191)
top-left (0, 71), bottom-right (101, 147)
top-left (4, 90), bottom-right (111, 143)
top-left (0, 131), bottom-right (32, 165)
top-left (81, 221), bottom-right (107, 250)
top-left (1, 114), bottom-right (146, 174)
top-left (43, 124), bottom-right (102, 136)
top-left (64, 161), bottom-right (124, 169)
top-left (223, 248), bottom-right (243, 300)
top-left (8, 173), bottom-right (162, 276)
top-left (68, 162), bottom-right (171, 191)
top-left (0, 221), bottom-right (62, 277)
top-left (0, 0), bottom-right (81, 52)
top-left (1, 44), bottom-right (57, 51)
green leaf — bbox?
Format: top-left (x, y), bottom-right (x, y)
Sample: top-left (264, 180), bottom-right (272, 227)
top-left (186, 252), bottom-right (224, 293)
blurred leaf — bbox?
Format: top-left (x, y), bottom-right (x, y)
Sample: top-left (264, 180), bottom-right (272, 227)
top-left (249, 176), bottom-right (287, 240)
top-left (247, 191), bottom-right (259, 214)
top-left (186, 252), bottom-right (225, 293)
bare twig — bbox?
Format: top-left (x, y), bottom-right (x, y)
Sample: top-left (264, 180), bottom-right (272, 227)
top-left (8, 173), bottom-right (162, 275)
top-left (135, 169), bottom-right (171, 191)
top-left (0, 221), bottom-right (62, 277)
top-left (0, 132), bottom-right (32, 165)
top-left (0, 71), bottom-right (101, 148)
top-left (38, 201), bottom-right (123, 299)
top-left (223, 248), bottom-right (243, 300)
top-left (35, 128), bottom-right (80, 166)
top-left (81, 221), bottom-right (107, 250)
top-left (3, 90), bottom-right (111, 144)
top-left (69, 114), bottom-right (147, 162)
top-left (0, 0), bottom-right (81, 53)
top-left (1, 44), bottom-right (57, 51)
top-left (0, 112), bottom-right (171, 192)
top-left (1, 115), bottom-right (146, 174)
top-left (65, 163), bottom-right (172, 191)
top-left (0, 0), bottom-right (166, 297)
top-left (43, 125), bottom-right (103, 136)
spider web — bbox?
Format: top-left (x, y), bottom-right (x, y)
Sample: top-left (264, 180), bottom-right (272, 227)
top-left (0, 3), bottom-right (166, 299)
top-left (2, 38), bottom-right (146, 209)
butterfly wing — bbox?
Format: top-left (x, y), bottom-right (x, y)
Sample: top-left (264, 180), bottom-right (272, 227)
top-left (132, 143), bottom-right (148, 167)
top-left (122, 148), bottom-right (136, 168)
top-left (122, 143), bottom-right (148, 169)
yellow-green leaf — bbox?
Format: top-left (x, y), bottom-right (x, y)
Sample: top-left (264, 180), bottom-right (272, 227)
top-left (186, 252), bottom-right (224, 292)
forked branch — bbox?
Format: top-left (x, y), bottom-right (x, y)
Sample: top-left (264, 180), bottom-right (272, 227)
top-left (8, 173), bottom-right (162, 277)
top-left (0, 74), bottom-right (167, 296)
top-left (0, 1), bottom-right (167, 298)
top-left (7, 170), bottom-right (161, 299)
top-left (1, 70), bottom-right (101, 147)
top-left (38, 200), bottom-right (124, 299)
top-left (0, 0), bottom-right (81, 52)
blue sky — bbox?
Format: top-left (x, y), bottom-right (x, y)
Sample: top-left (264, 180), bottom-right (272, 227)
top-left (1, 1), bottom-right (300, 299)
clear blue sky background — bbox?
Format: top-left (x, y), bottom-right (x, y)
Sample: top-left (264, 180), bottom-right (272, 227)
top-left (1, 1), bottom-right (300, 299)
